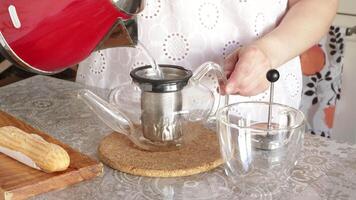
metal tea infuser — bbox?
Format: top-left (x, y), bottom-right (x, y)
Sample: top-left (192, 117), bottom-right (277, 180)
top-left (78, 62), bottom-right (228, 152)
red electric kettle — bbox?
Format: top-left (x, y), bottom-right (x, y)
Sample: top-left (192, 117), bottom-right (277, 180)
top-left (0, 0), bottom-right (144, 74)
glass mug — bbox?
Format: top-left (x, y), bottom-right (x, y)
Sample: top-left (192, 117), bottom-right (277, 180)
top-left (216, 102), bottom-right (305, 197)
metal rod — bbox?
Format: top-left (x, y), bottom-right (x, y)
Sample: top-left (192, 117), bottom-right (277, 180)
top-left (267, 83), bottom-right (274, 131)
top-left (346, 26), bottom-right (356, 36)
top-left (337, 12), bottom-right (356, 17)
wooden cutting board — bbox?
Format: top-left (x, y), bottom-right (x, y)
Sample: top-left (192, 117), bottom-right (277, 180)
top-left (0, 111), bottom-right (103, 200)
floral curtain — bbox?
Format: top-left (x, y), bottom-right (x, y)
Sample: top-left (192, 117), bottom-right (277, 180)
top-left (300, 26), bottom-right (345, 138)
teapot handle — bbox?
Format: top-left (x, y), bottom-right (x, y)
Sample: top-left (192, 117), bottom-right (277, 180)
top-left (191, 62), bottom-right (229, 119)
top-left (77, 89), bottom-right (134, 136)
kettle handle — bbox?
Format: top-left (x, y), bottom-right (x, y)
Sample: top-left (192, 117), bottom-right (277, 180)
top-left (77, 89), bottom-right (133, 136)
top-left (191, 62), bottom-right (229, 119)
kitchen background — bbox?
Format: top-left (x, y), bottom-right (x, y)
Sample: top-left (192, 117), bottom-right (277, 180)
top-left (0, 0), bottom-right (355, 143)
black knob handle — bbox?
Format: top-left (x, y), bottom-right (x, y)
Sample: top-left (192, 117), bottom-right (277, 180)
top-left (266, 69), bottom-right (280, 83)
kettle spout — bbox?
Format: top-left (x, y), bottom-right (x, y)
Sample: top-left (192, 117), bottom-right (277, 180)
top-left (77, 89), bottom-right (132, 135)
top-left (96, 18), bottom-right (138, 50)
top-left (100, 0), bottom-right (145, 48)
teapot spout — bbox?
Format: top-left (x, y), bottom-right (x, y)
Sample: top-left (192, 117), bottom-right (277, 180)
top-left (77, 89), bottom-right (132, 135)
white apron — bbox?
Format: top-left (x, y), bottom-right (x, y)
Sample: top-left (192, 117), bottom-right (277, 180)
top-left (77, 0), bottom-right (302, 109)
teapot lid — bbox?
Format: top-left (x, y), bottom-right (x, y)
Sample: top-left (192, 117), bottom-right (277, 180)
top-left (130, 65), bottom-right (192, 93)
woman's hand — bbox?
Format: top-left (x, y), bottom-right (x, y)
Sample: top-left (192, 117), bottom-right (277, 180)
top-left (222, 0), bottom-right (337, 96)
top-left (222, 45), bottom-right (271, 96)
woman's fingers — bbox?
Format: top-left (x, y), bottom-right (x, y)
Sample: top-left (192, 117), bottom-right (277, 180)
top-left (223, 48), bottom-right (241, 78)
top-left (225, 64), bottom-right (249, 94)
top-left (237, 74), bottom-right (269, 96)
top-left (222, 45), bottom-right (271, 96)
top-left (224, 52), bottom-right (255, 94)
top-left (227, 68), bottom-right (269, 96)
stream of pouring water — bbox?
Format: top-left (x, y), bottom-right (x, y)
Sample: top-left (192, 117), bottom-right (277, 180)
top-left (136, 41), bottom-right (164, 79)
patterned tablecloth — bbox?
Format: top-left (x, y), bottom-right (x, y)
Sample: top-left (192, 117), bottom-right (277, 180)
top-left (0, 76), bottom-right (355, 200)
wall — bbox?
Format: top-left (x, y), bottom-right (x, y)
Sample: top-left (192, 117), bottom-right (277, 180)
top-left (332, 0), bottom-right (356, 143)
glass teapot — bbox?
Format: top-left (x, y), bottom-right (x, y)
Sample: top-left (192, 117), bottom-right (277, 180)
top-left (78, 62), bottom-right (227, 151)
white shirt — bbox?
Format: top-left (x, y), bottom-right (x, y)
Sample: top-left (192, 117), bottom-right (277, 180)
top-left (77, 0), bottom-right (302, 109)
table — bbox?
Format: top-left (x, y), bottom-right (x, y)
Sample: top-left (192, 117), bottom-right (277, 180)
top-left (0, 76), bottom-right (355, 200)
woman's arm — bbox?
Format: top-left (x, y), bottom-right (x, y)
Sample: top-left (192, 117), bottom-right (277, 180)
top-left (257, 0), bottom-right (338, 67)
top-left (224, 0), bottom-right (338, 95)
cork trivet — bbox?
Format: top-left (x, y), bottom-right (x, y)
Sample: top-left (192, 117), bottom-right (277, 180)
top-left (98, 123), bottom-right (223, 177)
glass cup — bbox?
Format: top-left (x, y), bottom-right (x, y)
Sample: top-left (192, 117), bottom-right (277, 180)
top-left (216, 102), bottom-right (306, 197)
